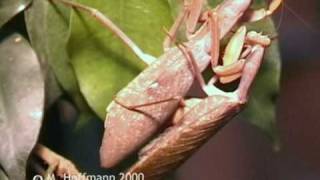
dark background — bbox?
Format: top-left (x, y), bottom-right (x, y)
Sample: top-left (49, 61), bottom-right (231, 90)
top-left (177, 0), bottom-right (320, 179)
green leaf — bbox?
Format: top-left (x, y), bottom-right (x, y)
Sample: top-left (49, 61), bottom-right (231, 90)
top-left (243, 17), bottom-right (281, 146)
top-left (167, 0), bottom-right (183, 17)
top-left (0, 0), bottom-right (31, 27)
top-left (0, 33), bottom-right (44, 179)
top-left (68, 0), bottom-right (173, 119)
top-left (45, 70), bottom-right (64, 107)
top-left (0, 168), bottom-right (8, 180)
top-left (25, 0), bottom-right (90, 112)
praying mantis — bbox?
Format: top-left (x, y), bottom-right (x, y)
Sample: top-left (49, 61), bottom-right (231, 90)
top-left (52, 0), bottom-right (282, 177)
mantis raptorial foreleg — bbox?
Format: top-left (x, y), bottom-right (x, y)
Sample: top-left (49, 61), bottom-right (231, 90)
top-left (237, 44), bottom-right (265, 103)
top-left (163, 0), bottom-right (220, 68)
top-left (163, 0), bottom-right (208, 50)
top-left (177, 29), bottom-right (270, 97)
top-left (212, 25), bottom-right (271, 84)
top-left (51, 0), bottom-right (157, 65)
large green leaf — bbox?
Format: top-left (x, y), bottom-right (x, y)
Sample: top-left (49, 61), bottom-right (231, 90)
top-left (68, 0), bottom-right (173, 119)
top-left (25, 0), bottom-right (90, 112)
top-left (0, 0), bottom-right (31, 27)
top-left (0, 33), bottom-right (44, 180)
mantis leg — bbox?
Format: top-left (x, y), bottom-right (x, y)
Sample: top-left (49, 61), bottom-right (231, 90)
top-left (185, 0), bottom-right (207, 35)
top-left (51, 0), bottom-right (156, 65)
top-left (213, 30), bottom-right (270, 101)
top-left (163, 7), bottom-right (188, 51)
top-left (207, 10), bottom-right (220, 68)
top-left (212, 26), bottom-right (246, 84)
top-left (237, 44), bottom-right (265, 103)
top-left (164, 5), bottom-right (221, 89)
top-left (163, 0), bottom-right (208, 50)
top-left (177, 43), bottom-right (226, 96)
top-left (113, 96), bottom-right (185, 110)
top-left (177, 44), bottom-right (207, 92)
top-left (244, 0), bottom-right (283, 22)
top-left (212, 26), bottom-right (271, 84)
top-left (205, 40), bottom-right (267, 97)
top-left (112, 96), bottom-right (185, 123)
top-left (33, 144), bottom-right (81, 177)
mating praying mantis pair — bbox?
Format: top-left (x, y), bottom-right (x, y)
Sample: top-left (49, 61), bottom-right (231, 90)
top-left (53, 0), bottom-right (281, 178)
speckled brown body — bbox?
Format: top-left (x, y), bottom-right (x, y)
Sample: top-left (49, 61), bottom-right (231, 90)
top-left (100, 0), bottom-right (252, 168)
top-left (127, 95), bottom-right (241, 180)
top-left (126, 43), bottom-right (266, 180)
top-left (100, 38), bottom-right (210, 168)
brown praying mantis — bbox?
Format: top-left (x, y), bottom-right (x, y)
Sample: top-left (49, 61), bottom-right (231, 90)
top-left (52, 0), bottom-right (282, 177)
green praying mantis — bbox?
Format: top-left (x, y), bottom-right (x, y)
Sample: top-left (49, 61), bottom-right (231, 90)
top-left (52, 0), bottom-right (282, 178)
